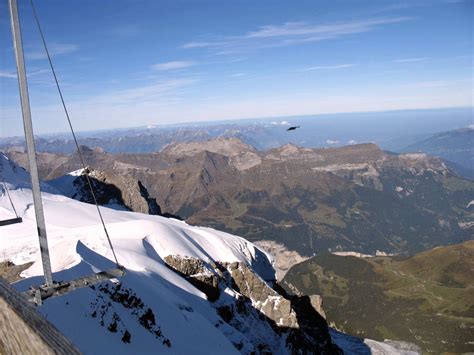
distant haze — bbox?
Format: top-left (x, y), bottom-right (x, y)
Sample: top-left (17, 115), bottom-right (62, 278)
top-left (1, 107), bottom-right (472, 154)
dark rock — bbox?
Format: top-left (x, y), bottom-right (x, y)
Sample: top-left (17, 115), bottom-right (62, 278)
top-left (163, 255), bottom-right (340, 354)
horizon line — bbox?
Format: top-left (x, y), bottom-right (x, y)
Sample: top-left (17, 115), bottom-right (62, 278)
top-left (0, 105), bottom-right (472, 139)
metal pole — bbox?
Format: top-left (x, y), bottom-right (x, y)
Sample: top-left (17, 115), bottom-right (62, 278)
top-left (8, 0), bottom-right (53, 287)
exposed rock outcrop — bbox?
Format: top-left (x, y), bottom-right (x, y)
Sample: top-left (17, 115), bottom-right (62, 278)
top-left (163, 137), bottom-right (262, 171)
top-left (49, 167), bottom-right (180, 218)
top-left (309, 294), bottom-right (326, 319)
top-left (254, 240), bottom-right (310, 280)
top-left (164, 255), bottom-right (339, 354)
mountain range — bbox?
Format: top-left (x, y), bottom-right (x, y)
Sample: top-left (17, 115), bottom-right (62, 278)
top-left (1, 108), bottom-right (471, 154)
top-left (3, 135), bottom-right (472, 353)
top-left (7, 138), bottom-right (473, 260)
top-left (402, 127), bottom-right (474, 179)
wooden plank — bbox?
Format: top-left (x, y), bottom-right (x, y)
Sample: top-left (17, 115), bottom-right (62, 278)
top-left (0, 277), bottom-right (81, 354)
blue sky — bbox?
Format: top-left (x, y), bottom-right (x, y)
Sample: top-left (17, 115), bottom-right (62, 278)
top-left (0, 0), bottom-right (472, 136)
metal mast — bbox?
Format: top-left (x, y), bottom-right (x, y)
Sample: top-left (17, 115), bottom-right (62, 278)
top-left (8, 0), bottom-right (53, 287)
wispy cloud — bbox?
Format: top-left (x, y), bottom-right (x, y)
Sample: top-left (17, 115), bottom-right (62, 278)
top-left (393, 57), bottom-right (429, 63)
top-left (0, 68), bottom-right (53, 81)
top-left (302, 64), bottom-right (356, 71)
top-left (230, 73), bottom-right (246, 77)
top-left (28, 69), bottom-right (51, 77)
top-left (326, 139), bottom-right (340, 144)
top-left (27, 43), bottom-right (78, 60)
top-left (182, 41), bottom-right (229, 49)
top-left (96, 78), bottom-right (197, 104)
top-left (0, 70), bottom-right (16, 79)
top-left (151, 61), bottom-right (196, 71)
top-left (246, 18), bottom-right (409, 38)
top-left (182, 17), bottom-right (412, 51)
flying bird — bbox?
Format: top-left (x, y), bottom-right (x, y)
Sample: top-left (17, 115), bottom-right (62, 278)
top-left (286, 126), bottom-right (300, 131)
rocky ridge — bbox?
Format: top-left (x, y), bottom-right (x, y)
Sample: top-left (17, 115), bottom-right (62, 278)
top-left (49, 167), bottom-right (162, 215)
top-left (163, 255), bottom-right (337, 353)
top-left (6, 138), bottom-right (473, 255)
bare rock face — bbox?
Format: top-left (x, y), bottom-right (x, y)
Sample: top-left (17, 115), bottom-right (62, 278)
top-left (224, 261), bottom-right (298, 329)
top-left (162, 137), bottom-right (262, 171)
top-left (254, 240), bottom-right (310, 280)
top-left (164, 255), bottom-right (220, 301)
top-left (309, 294), bottom-right (326, 319)
top-left (163, 255), bottom-right (339, 354)
top-left (223, 263), bottom-right (298, 328)
top-left (50, 167), bottom-right (163, 216)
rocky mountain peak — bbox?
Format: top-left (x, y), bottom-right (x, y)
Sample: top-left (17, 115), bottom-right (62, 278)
top-left (315, 143), bottom-right (383, 162)
top-left (279, 143), bottom-right (303, 153)
top-left (76, 145), bottom-right (106, 156)
top-left (266, 143), bottom-right (324, 162)
top-left (162, 137), bottom-right (256, 156)
top-left (163, 138), bottom-right (261, 171)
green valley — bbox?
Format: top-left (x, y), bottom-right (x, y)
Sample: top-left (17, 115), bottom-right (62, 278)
top-left (282, 240), bottom-right (474, 353)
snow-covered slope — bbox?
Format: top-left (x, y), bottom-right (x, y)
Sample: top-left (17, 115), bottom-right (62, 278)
top-left (331, 330), bottom-right (421, 355)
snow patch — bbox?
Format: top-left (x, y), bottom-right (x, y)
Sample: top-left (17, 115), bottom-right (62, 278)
top-left (331, 329), bottom-right (421, 354)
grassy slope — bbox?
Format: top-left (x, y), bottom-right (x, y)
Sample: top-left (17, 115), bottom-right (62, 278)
top-left (282, 240), bottom-right (474, 353)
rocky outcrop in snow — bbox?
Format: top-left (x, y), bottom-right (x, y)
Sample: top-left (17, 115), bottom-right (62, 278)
top-left (164, 255), bottom-right (338, 354)
top-left (49, 167), bottom-right (164, 215)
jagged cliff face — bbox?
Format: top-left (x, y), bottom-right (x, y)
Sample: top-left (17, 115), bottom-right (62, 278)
top-left (164, 255), bottom-right (337, 354)
top-left (48, 167), bottom-right (162, 215)
top-left (6, 140), bottom-right (474, 255)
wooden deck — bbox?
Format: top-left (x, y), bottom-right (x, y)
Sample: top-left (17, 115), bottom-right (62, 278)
top-left (0, 277), bottom-right (81, 354)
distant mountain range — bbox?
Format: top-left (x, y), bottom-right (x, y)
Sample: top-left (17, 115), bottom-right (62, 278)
top-left (402, 127), bottom-right (474, 179)
top-left (282, 240), bottom-right (474, 353)
top-left (6, 138), bottom-right (473, 257)
top-left (1, 107), bottom-right (471, 154)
